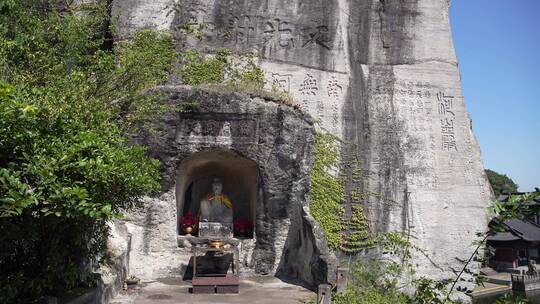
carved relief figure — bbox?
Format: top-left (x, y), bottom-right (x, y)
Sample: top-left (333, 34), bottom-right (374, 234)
top-left (219, 121), bottom-right (232, 137)
top-left (190, 122), bottom-right (202, 137)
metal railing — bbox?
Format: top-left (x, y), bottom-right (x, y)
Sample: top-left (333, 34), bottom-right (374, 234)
top-left (511, 273), bottom-right (540, 291)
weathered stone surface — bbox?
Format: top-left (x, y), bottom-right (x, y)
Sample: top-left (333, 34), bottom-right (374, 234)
top-left (111, 0), bottom-right (493, 286)
top-left (93, 221), bottom-right (130, 303)
top-left (111, 276), bottom-right (315, 304)
top-left (111, 86), bottom-right (336, 289)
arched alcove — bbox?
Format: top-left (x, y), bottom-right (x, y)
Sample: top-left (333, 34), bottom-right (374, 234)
top-left (124, 86), bottom-right (334, 288)
top-left (176, 149), bottom-right (258, 238)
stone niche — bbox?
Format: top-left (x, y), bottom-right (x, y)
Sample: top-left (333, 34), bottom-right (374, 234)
top-left (109, 85), bottom-right (336, 290)
top-left (176, 149), bottom-right (258, 238)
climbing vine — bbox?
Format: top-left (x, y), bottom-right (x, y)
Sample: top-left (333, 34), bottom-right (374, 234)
top-left (310, 132), bottom-right (346, 248)
top-left (310, 132), bottom-right (379, 251)
top-left (341, 204), bottom-right (379, 252)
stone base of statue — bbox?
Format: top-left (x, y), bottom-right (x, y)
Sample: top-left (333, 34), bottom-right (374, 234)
top-left (191, 243), bottom-right (240, 294)
top-left (190, 223), bottom-right (239, 294)
top-left (199, 222), bottom-right (233, 239)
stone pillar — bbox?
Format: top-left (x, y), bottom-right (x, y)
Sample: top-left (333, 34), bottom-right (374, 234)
top-left (335, 267), bottom-right (348, 293)
top-left (317, 284), bottom-right (332, 304)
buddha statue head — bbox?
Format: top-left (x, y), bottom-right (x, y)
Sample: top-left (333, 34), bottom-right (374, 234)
top-left (211, 178), bottom-right (223, 195)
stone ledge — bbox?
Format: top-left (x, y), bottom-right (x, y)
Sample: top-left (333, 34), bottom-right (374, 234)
top-left (177, 235), bottom-right (241, 248)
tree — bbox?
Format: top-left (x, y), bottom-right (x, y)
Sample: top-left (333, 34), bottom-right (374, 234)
top-left (485, 169), bottom-right (519, 195)
top-left (0, 1), bottom-right (176, 302)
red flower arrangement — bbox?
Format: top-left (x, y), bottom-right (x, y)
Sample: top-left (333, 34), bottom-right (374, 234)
top-left (234, 218), bottom-right (252, 235)
top-left (180, 211), bottom-right (197, 227)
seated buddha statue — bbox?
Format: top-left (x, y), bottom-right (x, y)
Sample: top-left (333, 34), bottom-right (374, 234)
top-left (199, 178), bottom-right (233, 224)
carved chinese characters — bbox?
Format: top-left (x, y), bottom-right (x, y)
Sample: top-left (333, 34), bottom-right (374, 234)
top-left (393, 79), bottom-right (460, 153)
top-left (169, 0), bottom-right (344, 71)
top-left (261, 63), bottom-right (347, 135)
top-left (301, 25), bottom-right (331, 50)
top-left (271, 73), bottom-right (293, 92)
top-left (174, 10), bottom-right (337, 52)
top-left (263, 18), bottom-right (295, 49)
top-left (392, 80), bottom-right (438, 189)
top-left (176, 115), bottom-right (258, 144)
top-left (437, 92), bottom-right (458, 152)
top-left (299, 74), bottom-right (318, 96)
top-left (326, 76), bottom-right (342, 98)
top-left (228, 14), bottom-right (256, 45)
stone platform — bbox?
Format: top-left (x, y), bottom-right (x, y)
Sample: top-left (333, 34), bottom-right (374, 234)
top-left (110, 277), bottom-right (314, 304)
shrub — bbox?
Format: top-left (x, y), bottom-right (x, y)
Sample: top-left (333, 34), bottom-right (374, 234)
top-left (0, 1), bottom-right (173, 302)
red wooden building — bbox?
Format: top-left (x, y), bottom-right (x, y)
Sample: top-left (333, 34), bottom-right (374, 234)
top-left (487, 193), bottom-right (540, 270)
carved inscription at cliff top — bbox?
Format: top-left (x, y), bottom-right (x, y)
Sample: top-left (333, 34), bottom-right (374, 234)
top-left (169, 0), bottom-right (344, 70)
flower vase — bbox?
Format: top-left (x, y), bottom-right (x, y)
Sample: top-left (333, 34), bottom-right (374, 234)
top-left (184, 225), bottom-right (193, 236)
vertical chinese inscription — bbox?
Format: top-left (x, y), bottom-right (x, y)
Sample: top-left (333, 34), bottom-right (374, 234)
top-left (327, 76), bottom-right (343, 98)
top-left (393, 80), bottom-right (439, 189)
top-left (437, 92), bottom-right (457, 151)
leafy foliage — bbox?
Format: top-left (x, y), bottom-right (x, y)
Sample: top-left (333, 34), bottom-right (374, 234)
top-left (310, 132), bottom-right (379, 251)
top-left (494, 294), bottom-right (531, 304)
top-left (176, 27), bottom-right (286, 101)
top-left (0, 1), bottom-right (278, 301)
top-left (0, 1), bottom-right (174, 302)
top-left (489, 192), bottom-right (540, 223)
top-left (179, 49), bottom-right (226, 85)
top-left (332, 244), bottom-right (458, 304)
top-left (486, 169), bottom-right (519, 195)
top-left (445, 191), bottom-right (540, 302)
top-left (340, 204), bottom-right (379, 252)
top-left (309, 133), bottom-right (346, 248)
top-left (333, 285), bottom-right (408, 304)
top-left (178, 48), bottom-right (265, 90)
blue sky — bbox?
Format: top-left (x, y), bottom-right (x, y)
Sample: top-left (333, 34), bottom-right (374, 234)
top-left (450, 0), bottom-right (540, 191)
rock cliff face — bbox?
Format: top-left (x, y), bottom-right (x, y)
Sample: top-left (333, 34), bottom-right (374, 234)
top-left (111, 0), bottom-right (492, 283)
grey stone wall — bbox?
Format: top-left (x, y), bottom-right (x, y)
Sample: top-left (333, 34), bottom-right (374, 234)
top-left (110, 0), bottom-right (493, 284)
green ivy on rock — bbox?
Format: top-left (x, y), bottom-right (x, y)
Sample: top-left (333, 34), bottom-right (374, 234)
top-left (310, 132), bottom-right (378, 252)
top-left (310, 132), bottom-right (346, 248)
top-left (341, 204), bottom-right (379, 252)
